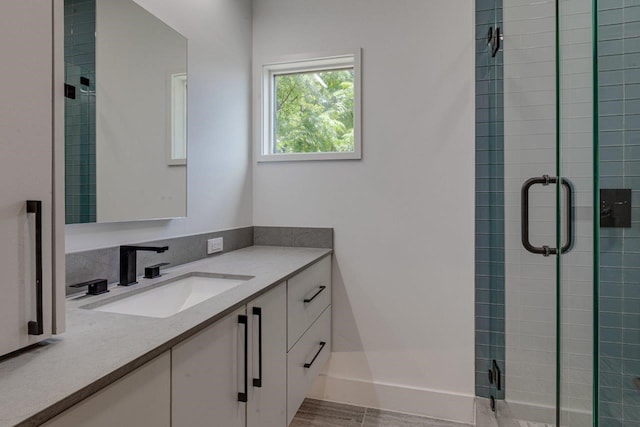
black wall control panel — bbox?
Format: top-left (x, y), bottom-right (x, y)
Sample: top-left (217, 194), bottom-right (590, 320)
top-left (601, 189), bottom-right (632, 228)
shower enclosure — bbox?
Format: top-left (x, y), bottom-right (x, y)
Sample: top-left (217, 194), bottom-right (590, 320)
top-left (476, 0), bottom-right (640, 425)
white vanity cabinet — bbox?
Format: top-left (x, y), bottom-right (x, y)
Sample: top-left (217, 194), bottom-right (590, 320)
top-left (172, 282), bottom-right (287, 427)
top-left (172, 305), bottom-right (248, 427)
top-left (43, 352), bottom-right (171, 427)
top-left (247, 283), bottom-right (288, 427)
top-left (39, 255), bottom-right (331, 427)
top-left (171, 255), bottom-right (332, 427)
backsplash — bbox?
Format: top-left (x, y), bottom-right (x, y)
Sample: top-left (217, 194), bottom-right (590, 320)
top-left (66, 226), bottom-right (333, 295)
top-left (254, 226), bottom-right (333, 249)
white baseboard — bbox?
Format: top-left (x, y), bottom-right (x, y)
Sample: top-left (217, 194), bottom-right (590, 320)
top-left (308, 374), bottom-right (476, 425)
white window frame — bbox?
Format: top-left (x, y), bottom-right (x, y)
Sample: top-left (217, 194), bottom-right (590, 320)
top-left (167, 72), bottom-right (187, 166)
top-left (258, 49), bottom-right (362, 162)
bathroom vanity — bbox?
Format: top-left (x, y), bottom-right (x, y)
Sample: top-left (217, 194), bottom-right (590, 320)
top-left (0, 246), bottom-right (331, 427)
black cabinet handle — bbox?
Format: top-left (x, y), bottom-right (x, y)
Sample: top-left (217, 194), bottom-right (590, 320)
top-left (238, 314), bottom-right (248, 402)
top-left (304, 341), bottom-right (326, 368)
top-left (521, 176), bottom-right (574, 257)
top-left (252, 307), bottom-right (263, 388)
top-left (303, 285), bottom-right (326, 303)
top-left (27, 200), bottom-right (43, 336)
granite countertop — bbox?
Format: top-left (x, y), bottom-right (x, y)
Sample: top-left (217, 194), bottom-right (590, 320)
top-left (0, 245), bottom-right (332, 427)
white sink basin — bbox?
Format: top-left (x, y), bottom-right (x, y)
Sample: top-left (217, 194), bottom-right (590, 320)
top-left (91, 273), bottom-right (253, 318)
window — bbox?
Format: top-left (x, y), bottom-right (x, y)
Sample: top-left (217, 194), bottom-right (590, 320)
top-left (259, 50), bottom-right (361, 161)
top-left (168, 72), bottom-right (187, 166)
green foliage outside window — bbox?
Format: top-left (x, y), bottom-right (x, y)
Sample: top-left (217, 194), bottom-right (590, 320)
top-left (274, 69), bottom-right (354, 154)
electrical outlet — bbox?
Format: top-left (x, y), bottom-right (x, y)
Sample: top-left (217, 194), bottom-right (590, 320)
top-left (207, 237), bottom-right (223, 255)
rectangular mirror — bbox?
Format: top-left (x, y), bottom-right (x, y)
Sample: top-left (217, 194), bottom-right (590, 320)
top-left (64, 0), bottom-right (187, 224)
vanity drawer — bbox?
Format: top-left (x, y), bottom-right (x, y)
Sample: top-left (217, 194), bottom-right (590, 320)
top-left (287, 256), bottom-right (331, 349)
top-left (287, 306), bottom-right (331, 425)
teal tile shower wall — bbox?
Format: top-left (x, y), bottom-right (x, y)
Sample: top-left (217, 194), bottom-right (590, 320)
top-left (599, 1), bottom-right (640, 426)
top-left (475, 0), bottom-right (505, 400)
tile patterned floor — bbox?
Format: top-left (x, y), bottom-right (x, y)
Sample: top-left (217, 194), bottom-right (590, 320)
top-left (291, 399), bottom-right (474, 427)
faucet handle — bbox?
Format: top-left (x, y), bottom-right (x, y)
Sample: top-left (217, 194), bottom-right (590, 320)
top-left (144, 262), bottom-right (170, 279)
top-left (71, 279), bottom-right (109, 296)
top-left (120, 245), bottom-right (169, 253)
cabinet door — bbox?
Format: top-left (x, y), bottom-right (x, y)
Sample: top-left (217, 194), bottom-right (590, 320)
top-left (247, 283), bottom-right (287, 427)
top-left (0, 0), bottom-right (54, 356)
top-left (172, 307), bottom-right (247, 427)
top-left (43, 352), bottom-right (171, 427)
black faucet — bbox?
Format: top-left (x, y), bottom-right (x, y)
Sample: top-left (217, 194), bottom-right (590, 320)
top-left (119, 245), bottom-right (169, 286)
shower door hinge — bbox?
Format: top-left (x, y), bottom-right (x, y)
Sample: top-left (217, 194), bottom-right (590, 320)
top-left (488, 359), bottom-right (502, 391)
top-left (487, 27), bottom-right (501, 57)
top-left (64, 83), bottom-right (76, 99)
top-left (493, 360), bottom-right (502, 391)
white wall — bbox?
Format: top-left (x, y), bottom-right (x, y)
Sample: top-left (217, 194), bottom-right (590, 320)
top-left (66, 0), bottom-right (253, 252)
top-left (252, 0), bottom-right (476, 423)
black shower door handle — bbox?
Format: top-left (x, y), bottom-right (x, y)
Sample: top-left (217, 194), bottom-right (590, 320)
top-left (521, 175), bottom-right (573, 256)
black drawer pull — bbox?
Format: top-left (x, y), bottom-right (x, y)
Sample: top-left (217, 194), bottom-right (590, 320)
top-left (252, 307), bottom-right (263, 387)
top-left (303, 286), bottom-right (326, 303)
top-left (238, 314), bottom-right (248, 402)
top-left (304, 341), bottom-right (326, 368)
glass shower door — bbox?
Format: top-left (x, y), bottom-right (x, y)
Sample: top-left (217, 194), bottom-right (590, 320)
top-left (495, 0), bottom-right (560, 424)
top-left (487, 0), bottom-right (640, 425)
top-left (557, 0), bottom-right (594, 425)
top-left (492, 0), bottom-right (595, 425)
